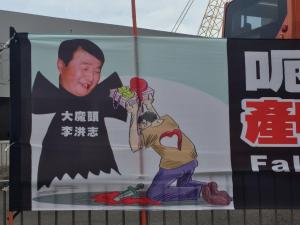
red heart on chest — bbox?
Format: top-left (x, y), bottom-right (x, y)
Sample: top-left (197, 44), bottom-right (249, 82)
top-left (159, 129), bottom-right (182, 150)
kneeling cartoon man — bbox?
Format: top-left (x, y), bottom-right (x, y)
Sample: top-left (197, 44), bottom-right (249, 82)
top-left (127, 97), bottom-right (232, 205)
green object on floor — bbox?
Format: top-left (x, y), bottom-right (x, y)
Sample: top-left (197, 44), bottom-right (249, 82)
top-left (113, 183), bottom-right (145, 201)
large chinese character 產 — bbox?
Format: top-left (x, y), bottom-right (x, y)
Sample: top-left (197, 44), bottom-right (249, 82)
top-left (241, 98), bottom-right (300, 146)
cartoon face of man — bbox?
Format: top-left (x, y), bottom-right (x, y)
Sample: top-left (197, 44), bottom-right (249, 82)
top-left (58, 47), bottom-right (103, 96)
top-left (137, 111), bottom-right (163, 130)
top-left (138, 119), bottom-right (152, 130)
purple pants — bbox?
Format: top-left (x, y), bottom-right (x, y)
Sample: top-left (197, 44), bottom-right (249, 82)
top-left (147, 160), bottom-right (206, 201)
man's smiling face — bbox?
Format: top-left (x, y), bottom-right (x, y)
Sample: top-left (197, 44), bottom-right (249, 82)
top-left (58, 47), bottom-right (102, 96)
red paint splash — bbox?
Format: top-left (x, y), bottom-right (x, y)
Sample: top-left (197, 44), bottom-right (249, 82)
top-left (91, 192), bottom-right (160, 206)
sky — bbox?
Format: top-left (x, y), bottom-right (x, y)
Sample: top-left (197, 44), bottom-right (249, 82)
top-left (0, 0), bottom-right (209, 35)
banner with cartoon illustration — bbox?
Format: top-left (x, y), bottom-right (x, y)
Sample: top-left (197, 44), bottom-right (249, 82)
top-left (10, 32), bottom-right (232, 211)
top-left (10, 32), bottom-right (300, 211)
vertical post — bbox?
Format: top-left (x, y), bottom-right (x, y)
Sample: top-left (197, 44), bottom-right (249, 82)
top-left (274, 208), bottom-right (278, 225)
top-left (72, 210), bottom-right (75, 225)
top-left (163, 211), bottom-right (166, 225)
top-left (5, 143), bottom-right (8, 168)
top-left (37, 211), bottom-right (41, 225)
top-left (131, 1), bottom-right (148, 224)
top-left (88, 210), bottom-right (92, 225)
top-left (54, 211), bottom-right (58, 225)
top-left (122, 210), bottom-right (126, 225)
top-left (258, 208), bottom-right (262, 225)
top-left (131, 0), bottom-right (138, 36)
top-left (178, 210), bottom-right (182, 225)
top-left (7, 212), bottom-right (14, 225)
top-left (139, 210), bottom-right (148, 225)
top-left (131, 0), bottom-right (139, 76)
top-left (243, 209), bottom-right (246, 225)
top-left (211, 210), bottom-right (214, 225)
top-left (20, 211), bottom-right (23, 225)
top-left (227, 210), bottom-right (230, 225)
top-left (131, 0), bottom-right (144, 177)
top-left (0, 143), bottom-right (2, 169)
top-left (105, 210), bottom-right (109, 225)
top-left (194, 210), bottom-right (199, 225)
top-left (291, 208), bottom-right (294, 225)
top-left (3, 190), bottom-right (7, 225)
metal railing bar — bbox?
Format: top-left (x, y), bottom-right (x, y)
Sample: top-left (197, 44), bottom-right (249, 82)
top-left (243, 209), bottom-right (246, 225)
top-left (273, 174), bottom-right (278, 225)
top-left (88, 210), bottom-right (92, 225)
top-left (2, 202), bottom-right (300, 225)
top-left (211, 210), bottom-right (214, 225)
top-left (20, 211), bottom-right (24, 225)
top-left (291, 209), bottom-right (294, 225)
top-left (259, 209), bottom-right (262, 225)
top-left (72, 210), bottom-right (75, 225)
top-left (178, 210), bottom-right (182, 225)
top-left (163, 210), bottom-right (166, 225)
top-left (147, 211), bottom-right (151, 225)
top-left (37, 211), bottom-right (41, 225)
top-left (147, 211), bottom-right (150, 225)
top-left (275, 208), bottom-right (278, 225)
top-left (291, 176), bottom-right (294, 225)
top-left (54, 211), bottom-right (58, 225)
top-left (122, 210), bottom-right (125, 225)
top-left (227, 210), bottom-right (230, 225)
top-left (289, 174), bottom-right (294, 225)
top-left (0, 143), bottom-right (3, 168)
top-left (5, 144), bottom-right (8, 168)
top-left (0, 180), bottom-right (9, 186)
top-left (194, 210), bottom-right (198, 225)
top-left (105, 210), bottom-right (109, 225)
top-left (3, 189), bottom-right (6, 225)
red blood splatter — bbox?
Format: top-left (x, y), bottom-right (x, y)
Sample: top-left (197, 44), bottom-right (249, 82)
top-left (91, 192), bottom-right (160, 206)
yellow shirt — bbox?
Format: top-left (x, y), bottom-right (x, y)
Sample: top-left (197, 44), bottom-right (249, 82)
top-left (141, 115), bottom-right (197, 169)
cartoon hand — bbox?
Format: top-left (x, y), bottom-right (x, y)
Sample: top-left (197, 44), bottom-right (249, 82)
top-left (142, 97), bottom-right (154, 107)
top-left (126, 102), bottom-right (139, 114)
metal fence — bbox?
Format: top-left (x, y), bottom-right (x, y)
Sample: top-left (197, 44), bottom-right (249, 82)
top-left (1, 141), bottom-right (300, 225)
top-left (0, 141), bottom-right (9, 176)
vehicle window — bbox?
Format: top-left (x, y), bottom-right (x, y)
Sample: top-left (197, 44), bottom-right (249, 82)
top-left (224, 0), bottom-right (287, 38)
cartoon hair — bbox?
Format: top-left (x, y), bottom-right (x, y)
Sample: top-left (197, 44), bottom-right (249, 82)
top-left (58, 39), bottom-right (105, 65)
top-left (137, 111), bottom-right (158, 124)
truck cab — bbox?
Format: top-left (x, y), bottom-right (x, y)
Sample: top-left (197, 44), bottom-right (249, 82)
top-left (223, 0), bottom-right (300, 39)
